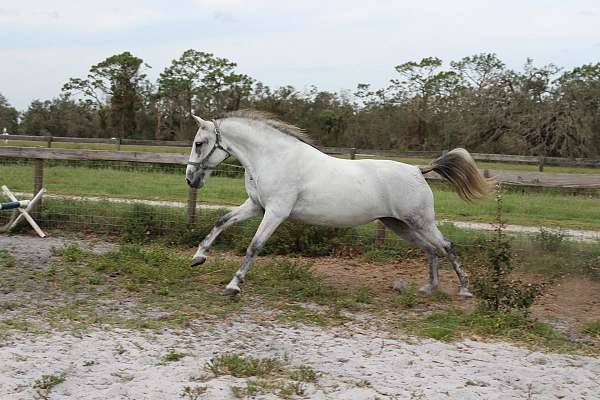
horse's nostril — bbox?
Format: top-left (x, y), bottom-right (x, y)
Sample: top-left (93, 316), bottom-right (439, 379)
top-left (186, 178), bottom-right (191, 185)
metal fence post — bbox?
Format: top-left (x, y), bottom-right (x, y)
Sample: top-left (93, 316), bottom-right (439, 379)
top-left (187, 186), bottom-right (197, 226)
top-left (33, 159), bottom-right (44, 219)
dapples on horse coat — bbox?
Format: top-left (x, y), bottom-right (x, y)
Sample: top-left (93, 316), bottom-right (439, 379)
top-left (185, 110), bottom-right (492, 297)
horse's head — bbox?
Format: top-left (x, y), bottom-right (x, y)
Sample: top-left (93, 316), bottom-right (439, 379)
top-left (185, 114), bottom-right (230, 188)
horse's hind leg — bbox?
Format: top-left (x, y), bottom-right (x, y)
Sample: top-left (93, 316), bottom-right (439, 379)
top-left (191, 198), bottom-right (262, 266)
top-left (414, 223), bottom-right (473, 298)
top-left (380, 218), bottom-right (440, 294)
top-left (381, 217), bottom-right (473, 297)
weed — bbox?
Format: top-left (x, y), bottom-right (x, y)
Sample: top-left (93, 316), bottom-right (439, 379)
top-left (288, 365), bottom-right (318, 382)
top-left (53, 244), bottom-right (89, 264)
top-left (180, 385), bottom-right (207, 400)
top-left (206, 354), bottom-right (284, 378)
top-left (579, 320), bottom-right (600, 338)
top-left (404, 306), bottom-right (575, 351)
top-left (115, 344), bottom-right (126, 355)
top-left (431, 289), bottom-right (451, 303)
top-left (353, 287), bottom-right (372, 304)
top-left (534, 227), bottom-right (565, 251)
top-left (280, 381), bottom-right (306, 397)
top-left (163, 349), bottom-right (188, 362)
top-left (0, 249), bottom-right (15, 268)
top-left (33, 373), bottom-right (66, 400)
top-left (248, 259), bottom-right (338, 303)
top-left (472, 183), bottom-right (543, 311)
top-left (393, 285), bottom-right (420, 309)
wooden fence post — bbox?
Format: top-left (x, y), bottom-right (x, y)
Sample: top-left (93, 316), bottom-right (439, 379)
top-left (538, 156), bottom-right (545, 172)
top-left (187, 186), bottom-right (197, 226)
top-left (32, 159), bottom-right (44, 219)
top-left (46, 136), bottom-right (52, 148)
top-left (375, 221), bottom-right (386, 248)
top-left (115, 138), bottom-right (121, 151)
top-left (350, 148), bottom-right (356, 160)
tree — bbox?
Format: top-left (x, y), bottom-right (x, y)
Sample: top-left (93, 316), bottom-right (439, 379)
top-left (63, 52), bottom-right (149, 138)
top-left (0, 93), bottom-right (19, 133)
top-left (388, 57), bottom-right (459, 149)
top-left (158, 50), bottom-right (254, 139)
top-left (19, 96), bottom-right (99, 137)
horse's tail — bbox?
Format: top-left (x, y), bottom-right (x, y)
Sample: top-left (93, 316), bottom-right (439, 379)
top-left (420, 148), bottom-right (493, 201)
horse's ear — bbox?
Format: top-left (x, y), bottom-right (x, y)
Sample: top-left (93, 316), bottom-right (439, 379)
top-left (191, 113), bottom-right (206, 125)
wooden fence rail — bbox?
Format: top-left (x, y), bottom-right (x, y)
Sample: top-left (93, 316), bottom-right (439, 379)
top-left (3, 134), bottom-right (600, 169)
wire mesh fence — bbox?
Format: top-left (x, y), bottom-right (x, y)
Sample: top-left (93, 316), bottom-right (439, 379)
top-left (1, 154), bottom-right (599, 276)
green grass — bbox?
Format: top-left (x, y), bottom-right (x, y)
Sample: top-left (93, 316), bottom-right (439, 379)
top-left (0, 249), bottom-right (16, 268)
top-left (1, 161), bottom-right (600, 229)
top-left (402, 307), bottom-right (583, 352)
top-left (207, 354), bottom-right (285, 378)
top-left (579, 320), bottom-right (600, 338)
top-left (206, 353), bottom-right (316, 398)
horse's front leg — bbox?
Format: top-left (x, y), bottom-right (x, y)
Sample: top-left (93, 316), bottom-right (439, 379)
top-left (224, 209), bottom-right (287, 295)
top-left (191, 198), bottom-right (262, 266)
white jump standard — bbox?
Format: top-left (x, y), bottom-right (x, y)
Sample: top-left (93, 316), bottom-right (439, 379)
top-left (0, 185), bottom-right (47, 238)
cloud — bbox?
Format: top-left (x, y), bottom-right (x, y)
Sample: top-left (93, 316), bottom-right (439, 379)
top-left (1, 0), bottom-right (600, 110)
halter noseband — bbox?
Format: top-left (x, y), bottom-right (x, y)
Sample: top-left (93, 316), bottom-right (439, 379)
top-left (186, 120), bottom-right (230, 170)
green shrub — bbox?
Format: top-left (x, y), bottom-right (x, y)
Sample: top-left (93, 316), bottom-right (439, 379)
top-left (473, 184), bottom-right (543, 311)
top-left (534, 227), bottom-right (565, 251)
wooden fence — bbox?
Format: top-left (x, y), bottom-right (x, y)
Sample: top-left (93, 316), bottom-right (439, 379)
top-left (2, 145), bottom-right (600, 244)
top-left (3, 134), bottom-right (600, 169)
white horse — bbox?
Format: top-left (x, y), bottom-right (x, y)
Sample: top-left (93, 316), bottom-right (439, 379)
top-left (186, 110), bottom-right (491, 297)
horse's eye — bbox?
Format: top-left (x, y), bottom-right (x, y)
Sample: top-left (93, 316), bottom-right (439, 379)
top-left (195, 142), bottom-right (203, 149)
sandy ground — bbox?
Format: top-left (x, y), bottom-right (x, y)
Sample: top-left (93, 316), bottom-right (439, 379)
top-left (1, 234), bottom-right (600, 399)
top-left (2, 319), bottom-right (600, 400)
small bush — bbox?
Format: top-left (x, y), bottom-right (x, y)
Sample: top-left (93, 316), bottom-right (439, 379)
top-left (124, 204), bottom-right (165, 242)
top-left (534, 227), bottom-right (565, 251)
top-left (473, 184), bottom-right (543, 311)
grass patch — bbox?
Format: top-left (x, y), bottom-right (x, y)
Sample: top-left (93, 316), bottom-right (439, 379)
top-left (33, 373), bottom-right (66, 399)
top-left (180, 385), bottom-right (208, 400)
top-left (2, 159), bottom-right (600, 229)
top-left (579, 320), bottom-right (600, 338)
top-left (162, 349), bottom-right (188, 362)
top-left (403, 307), bottom-right (583, 352)
top-left (207, 353), bottom-right (285, 378)
top-left (0, 249), bottom-right (16, 268)
top-left (206, 353), bottom-right (316, 399)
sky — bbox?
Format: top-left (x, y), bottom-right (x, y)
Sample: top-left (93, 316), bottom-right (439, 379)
top-left (1, 0), bottom-right (599, 110)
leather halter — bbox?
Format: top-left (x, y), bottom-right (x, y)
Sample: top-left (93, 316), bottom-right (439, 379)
top-left (186, 120), bottom-right (230, 170)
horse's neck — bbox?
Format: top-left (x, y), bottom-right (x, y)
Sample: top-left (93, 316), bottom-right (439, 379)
top-left (221, 120), bottom-right (301, 172)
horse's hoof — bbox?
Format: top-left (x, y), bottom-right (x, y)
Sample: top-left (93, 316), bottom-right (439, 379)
top-left (418, 285), bottom-right (433, 296)
top-left (223, 286), bottom-right (240, 296)
top-left (459, 288), bottom-right (474, 298)
top-left (191, 255), bottom-right (207, 267)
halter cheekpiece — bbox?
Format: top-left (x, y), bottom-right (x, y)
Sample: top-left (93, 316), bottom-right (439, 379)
top-left (186, 120), bottom-right (230, 170)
